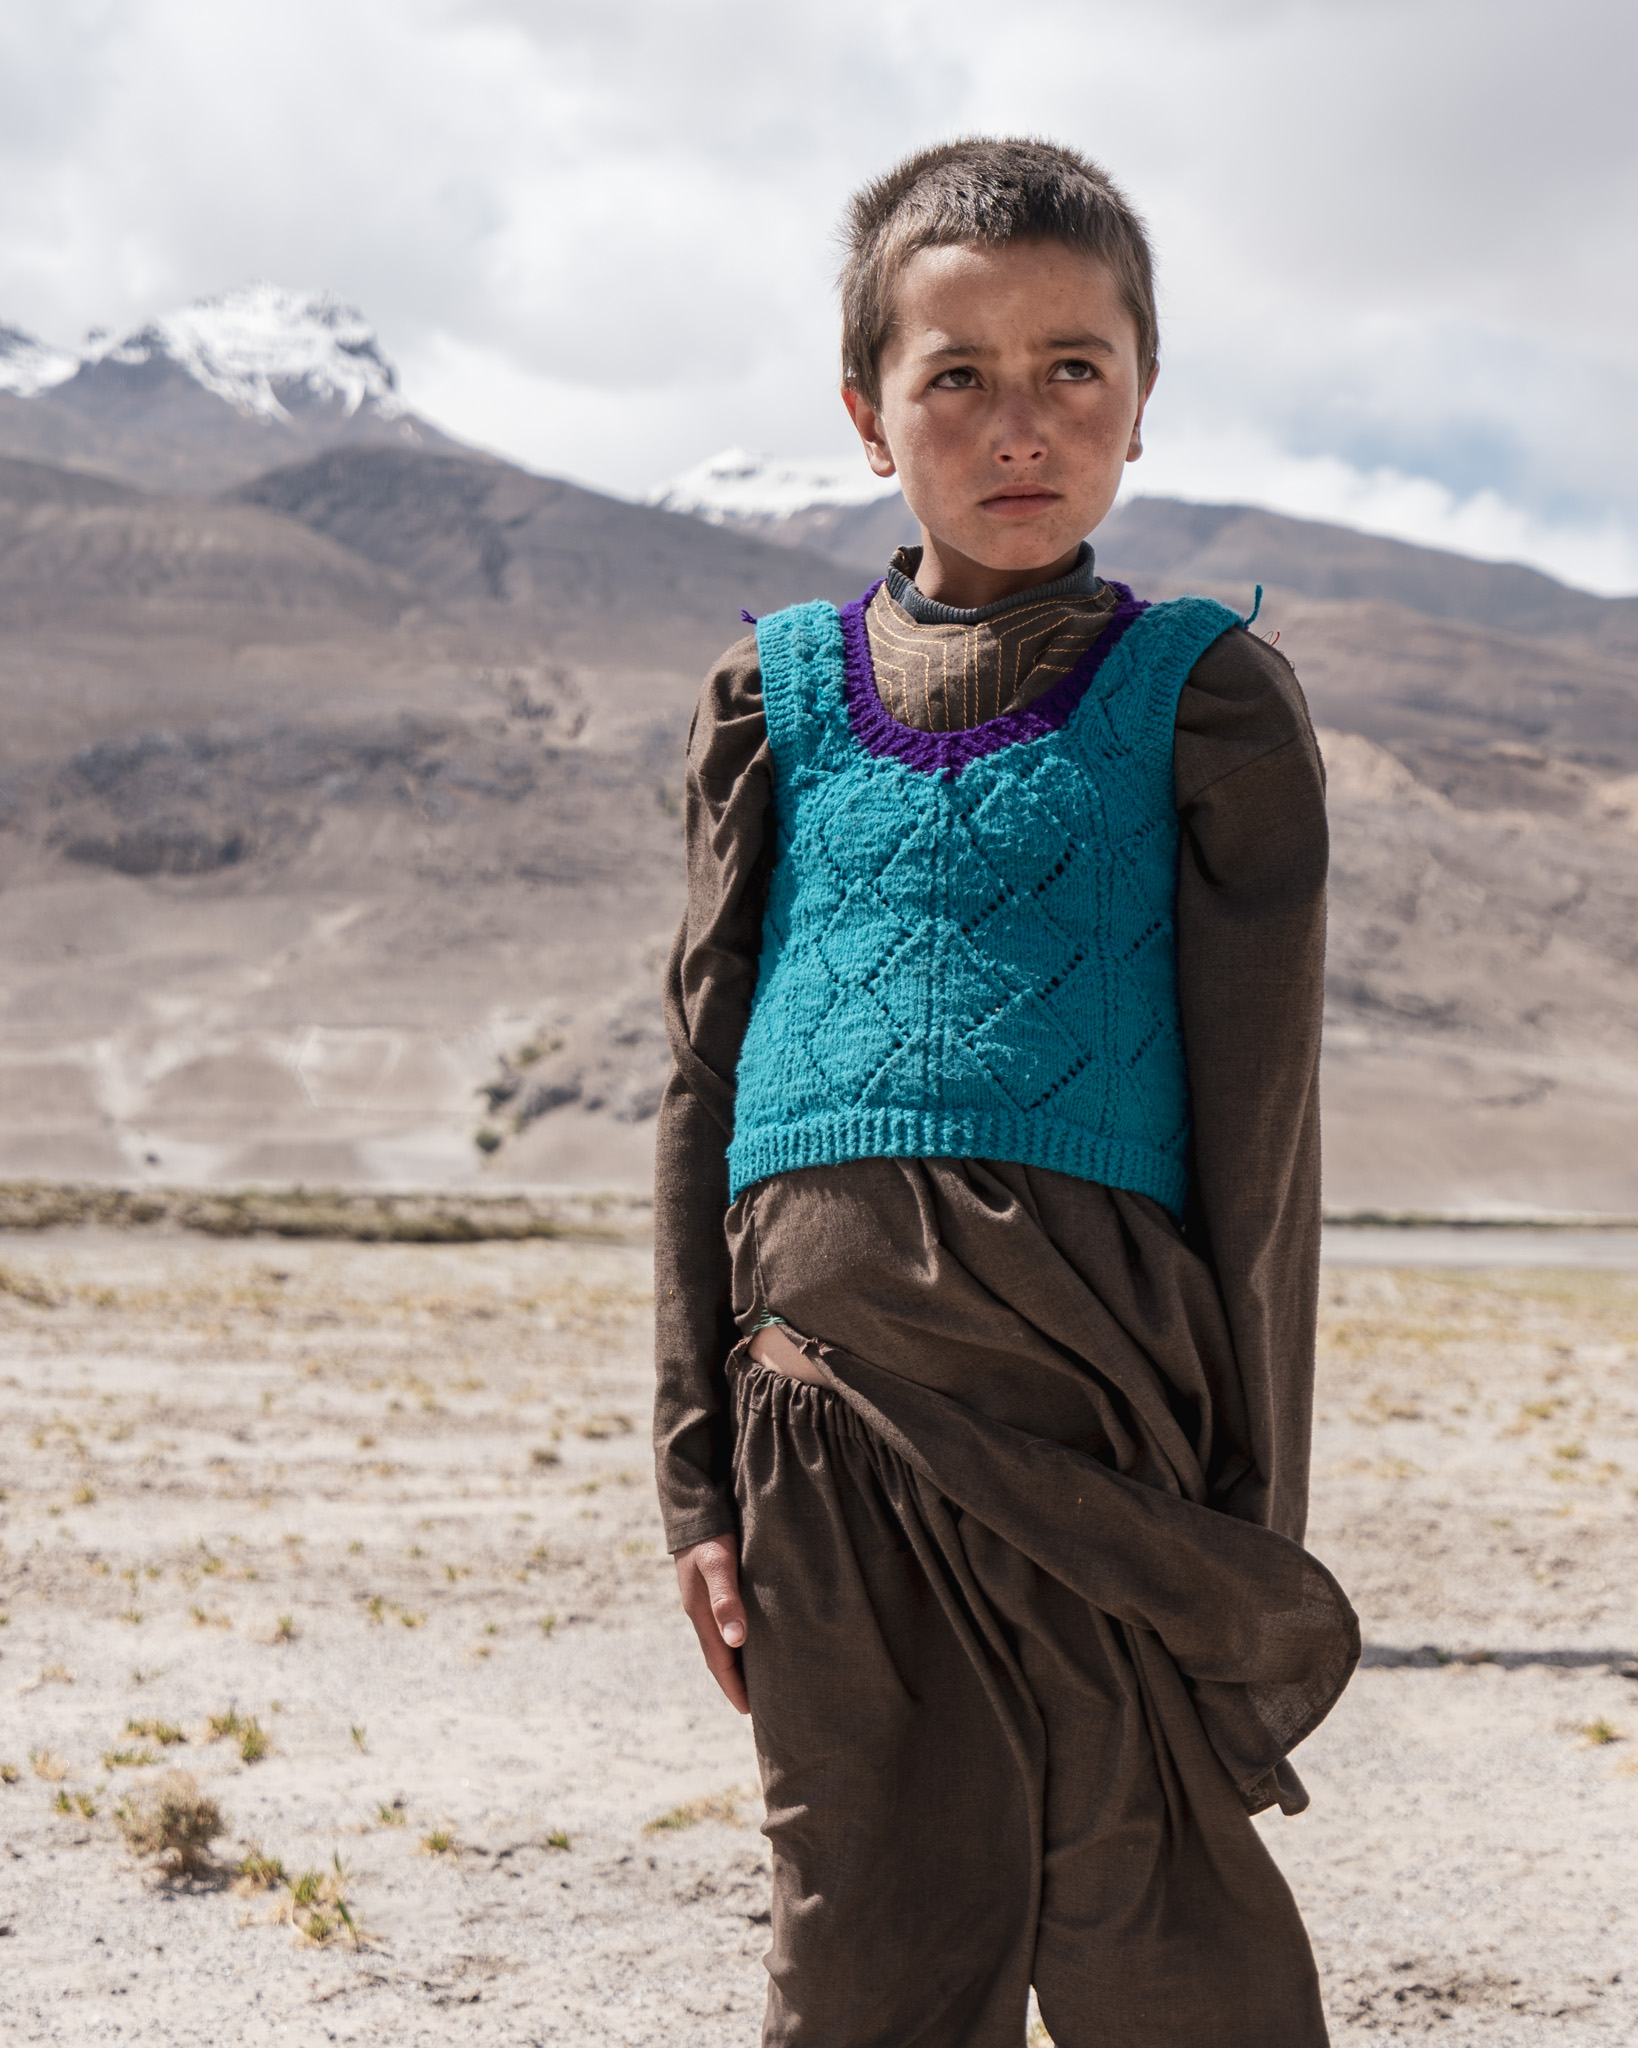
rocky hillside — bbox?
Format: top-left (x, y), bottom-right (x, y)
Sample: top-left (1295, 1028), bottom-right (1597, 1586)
top-left (1, 320), bottom-right (1634, 1209)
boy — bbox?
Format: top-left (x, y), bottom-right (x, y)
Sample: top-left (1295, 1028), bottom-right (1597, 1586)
top-left (654, 138), bottom-right (1358, 2047)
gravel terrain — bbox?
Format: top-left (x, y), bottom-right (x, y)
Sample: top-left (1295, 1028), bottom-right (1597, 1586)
top-left (0, 1232), bottom-right (1634, 2044)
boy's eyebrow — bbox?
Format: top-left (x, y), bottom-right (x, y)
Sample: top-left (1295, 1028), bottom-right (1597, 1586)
top-left (919, 330), bottom-right (1118, 361)
top-left (1045, 332), bottom-right (1117, 355)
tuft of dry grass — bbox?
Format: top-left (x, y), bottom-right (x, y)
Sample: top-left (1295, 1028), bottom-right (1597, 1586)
top-left (283, 1857), bottom-right (361, 1946)
top-left (643, 1791), bottom-right (743, 1833)
top-left (269, 1614), bottom-right (298, 1643)
top-left (103, 1746), bottom-right (160, 1770)
top-left (234, 1849), bottom-right (287, 1893)
top-left (30, 1749), bottom-right (69, 1782)
top-left (374, 1799), bottom-right (406, 1827)
top-left (127, 1718), bottom-right (186, 1747)
top-left (114, 1770), bottom-right (223, 1876)
top-left (233, 1847), bottom-right (363, 1945)
top-left (1581, 1718), bottom-right (1626, 1746)
top-left (55, 1788), bottom-right (98, 1818)
top-left (419, 1827), bottom-right (456, 1855)
top-left (204, 1706), bottom-right (269, 1763)
top-left (0, 1263), bottom-right (56, 1307)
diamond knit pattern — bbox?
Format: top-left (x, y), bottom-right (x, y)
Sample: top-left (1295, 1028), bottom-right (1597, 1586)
top-left (726, 590), bottom-right (1243, 1214)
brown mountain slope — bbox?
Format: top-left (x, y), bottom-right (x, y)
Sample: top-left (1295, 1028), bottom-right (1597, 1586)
top-left (0, 446), bottom-right (866, 763)
top-left (0, 453), bottom-right (145, 511)
top-left (1156, 585), bottom-right (1638, 777)
top-left (0, 457), bottom-right (416, 634)
top-left (4, 633), bottom-right (1636, 1208)
top-left (1319, 726), bottom-right (1638, 1213)
top-left (1097, 499), bottom-right (1638, 654)
top-left (230, 446), bottom-right (865, 664)
top-left (0, 449), bottom-right (1635, 1209)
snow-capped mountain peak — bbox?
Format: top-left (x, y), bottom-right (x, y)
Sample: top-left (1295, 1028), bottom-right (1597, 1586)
top-left (647, 446), bottom-right (900, 524)
top-left (0, 323), bottom-right (79, 399)
top-left (83, 284), bottom-right (404, 424)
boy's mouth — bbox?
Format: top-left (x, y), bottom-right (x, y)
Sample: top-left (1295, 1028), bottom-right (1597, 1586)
top-left (979, 486), bottom-right (1062, 518)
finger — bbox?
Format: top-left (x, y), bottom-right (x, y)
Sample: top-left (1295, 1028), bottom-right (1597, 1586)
top-left (681, 1584), bottom-right (751, 1714)
top-left (698, 1624), bottom-right (751, 1716)
top-left (676, 1547), bottom-right (751, 1715)
top-left (700, 1560), bottom-right (747, 1650)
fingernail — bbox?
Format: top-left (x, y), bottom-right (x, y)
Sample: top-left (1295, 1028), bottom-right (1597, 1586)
top-left (723, 1622), bottom-right (745, 1647)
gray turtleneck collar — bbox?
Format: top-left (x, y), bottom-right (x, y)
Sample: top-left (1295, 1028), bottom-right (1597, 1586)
top-left (884, 541), bottom-right (1099, 626)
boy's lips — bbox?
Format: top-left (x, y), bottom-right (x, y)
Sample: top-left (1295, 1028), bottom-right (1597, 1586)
top-left (979, 487), bottom-right (1061, 518)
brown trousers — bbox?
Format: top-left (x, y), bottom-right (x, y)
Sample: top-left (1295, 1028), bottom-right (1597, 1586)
top-left (731, 1357), bottom-right (1330, 2048)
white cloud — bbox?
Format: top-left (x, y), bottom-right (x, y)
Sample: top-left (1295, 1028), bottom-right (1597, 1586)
top-left (0, 0), bottom-right (1633, 590)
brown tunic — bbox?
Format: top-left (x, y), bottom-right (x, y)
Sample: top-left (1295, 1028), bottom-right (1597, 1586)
top-left (653, 566), bottom-right (1356, 2046)
top-left (656, 574), bottom-right (1335, 1560)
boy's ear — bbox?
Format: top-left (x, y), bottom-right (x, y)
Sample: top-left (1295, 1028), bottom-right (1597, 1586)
top-left (842, 385), bottom-right (898, 479)
top-left (1126, 362), bottom-right (1160, 464)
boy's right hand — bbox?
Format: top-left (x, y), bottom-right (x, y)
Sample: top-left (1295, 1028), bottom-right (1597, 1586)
top-left (674, 1535), bottom-right (750, 1715)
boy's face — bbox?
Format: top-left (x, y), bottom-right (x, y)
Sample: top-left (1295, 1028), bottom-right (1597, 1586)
top-left (844, 239), bottom-right (1155, 606)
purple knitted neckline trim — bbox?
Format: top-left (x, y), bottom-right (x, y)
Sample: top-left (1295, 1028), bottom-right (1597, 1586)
top-left (837, 579), bottom-right (1148, 780)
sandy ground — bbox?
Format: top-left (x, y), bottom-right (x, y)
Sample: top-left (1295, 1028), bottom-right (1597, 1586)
top-left (0, 1232), bottom-right (1635, 2045)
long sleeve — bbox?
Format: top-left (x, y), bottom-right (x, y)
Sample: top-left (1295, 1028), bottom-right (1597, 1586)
top-left (1173, 629), bottom-right (1329, 1544)
top-left (652, 634), bottom-right (775, 1551)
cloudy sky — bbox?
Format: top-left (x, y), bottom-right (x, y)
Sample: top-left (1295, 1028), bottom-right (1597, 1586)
top-left (2, 0), bottom-right (1635, 590)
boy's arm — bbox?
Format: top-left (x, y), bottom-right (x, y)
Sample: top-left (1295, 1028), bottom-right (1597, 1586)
top-left (1174, 628), bottom-right (1329, 1546)
top-left (653, 634), bottom-right (775, 1554)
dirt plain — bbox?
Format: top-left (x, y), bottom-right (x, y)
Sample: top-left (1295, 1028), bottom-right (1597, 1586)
top-left (0, 1225), bottom-right (1634, 2045)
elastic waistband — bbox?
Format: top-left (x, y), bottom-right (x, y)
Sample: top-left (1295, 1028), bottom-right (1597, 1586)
top-left (728, 1349), bottom-right (878, 1442)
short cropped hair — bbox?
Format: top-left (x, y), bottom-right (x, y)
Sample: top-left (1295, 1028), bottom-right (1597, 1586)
top-left (839, 138), bottom-right (1158, 406)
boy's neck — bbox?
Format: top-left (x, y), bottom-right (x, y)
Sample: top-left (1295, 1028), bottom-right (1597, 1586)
top-left (888, 542), bottom-right (1099, 626)
top-left (910, 532), bottom-right (1087, 612)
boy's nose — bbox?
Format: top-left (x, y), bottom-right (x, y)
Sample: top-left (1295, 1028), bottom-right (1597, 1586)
top-left (992, 399), bottom-right (1049, 463)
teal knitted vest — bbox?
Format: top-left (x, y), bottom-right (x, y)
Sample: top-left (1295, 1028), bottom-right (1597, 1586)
top-left (726, 581), bottom-right (1242, 1215)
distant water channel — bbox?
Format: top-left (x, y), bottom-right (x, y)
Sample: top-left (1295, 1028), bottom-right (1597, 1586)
top-left (1322, 1224), bottom-right (1638, 1268)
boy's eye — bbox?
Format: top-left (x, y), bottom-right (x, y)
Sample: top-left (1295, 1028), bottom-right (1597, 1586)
top-left (928, 366), bottom-right (979, 390)
top-left (1048, 359), bottom-right (1098, 383)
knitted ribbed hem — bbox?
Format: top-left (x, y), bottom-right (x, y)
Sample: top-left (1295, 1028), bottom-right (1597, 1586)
top-left (727, 1111), bottom-right (1187, 1218)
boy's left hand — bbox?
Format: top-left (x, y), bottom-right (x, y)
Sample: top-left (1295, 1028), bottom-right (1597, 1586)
top-left (674, 1534), bottom-right (750, 1715)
